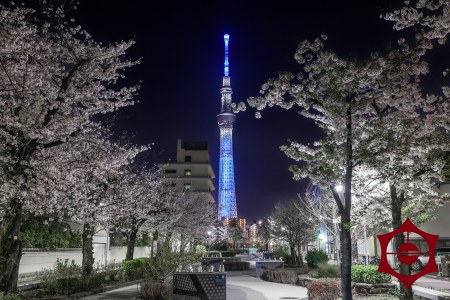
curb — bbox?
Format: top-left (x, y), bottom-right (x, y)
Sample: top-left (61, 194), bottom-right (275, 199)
top-left (24, 280), bottom-right (144, 300)
top-left (68, 279), bottom-right (144, 299)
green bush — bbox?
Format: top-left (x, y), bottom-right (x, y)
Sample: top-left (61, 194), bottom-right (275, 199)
top-left (83, 273), bottom-right (105, 290)
top-left (351, 265), bottom-right (391, 284)
top-left (221, 251), bottom-right (236, 257)
top-left (119, 257), bottom-right (150, 281)
top-left (0, 294), bottom-right (22, 300)
top-left (21, 216), bottom-right (82, 249)
top-left (54, 277), bottom-right (83, 295)
top-left (305, 249), bottom-right (328, 268)
top-left (307, 279), bottom-right (340, 300)
top-left (311, 263), bottom-right (340, 278)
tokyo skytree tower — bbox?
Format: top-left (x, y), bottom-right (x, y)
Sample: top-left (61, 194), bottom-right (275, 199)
top-left (217, 34), bottom-right (238, 219)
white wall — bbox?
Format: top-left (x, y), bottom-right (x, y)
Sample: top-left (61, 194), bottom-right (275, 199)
top-left (19, 246), bottom-right (151, 274)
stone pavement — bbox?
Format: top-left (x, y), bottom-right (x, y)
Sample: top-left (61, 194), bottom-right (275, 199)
top-left (78, 271), bottom-right (308, 300)
top-left (77, 271), bottom-right (450, 300)
top-left (416, 274), bottom-right (450, 291)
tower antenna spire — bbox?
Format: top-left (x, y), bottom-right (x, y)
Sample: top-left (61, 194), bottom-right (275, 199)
top-left (224, 34), bottom-right (230, 77)
top-left (217, 33), bottom-right (238, 219)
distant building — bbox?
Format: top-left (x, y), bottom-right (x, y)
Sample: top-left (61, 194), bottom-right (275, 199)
top-left (222, 218), bottom-right (246, 234)
top-left (159, 139), bottom-right (216, 205)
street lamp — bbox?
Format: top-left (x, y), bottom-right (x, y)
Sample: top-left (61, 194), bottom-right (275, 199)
top-left (207, 231), bottom-right (212, 251)
top-left (318, 233), bottom-right (325, 251)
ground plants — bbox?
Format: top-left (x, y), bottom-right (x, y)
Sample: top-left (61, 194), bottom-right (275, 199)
top-left (307, 279), bottom-right (340, 300)
top-left (305, 249), bottom-right (328, 268)
top-left (261, 268), bottom-right (310, 284)
top-left (351, 265), bottom-right (391, 284)
top-left (311, 263), bottom-right (340, 278)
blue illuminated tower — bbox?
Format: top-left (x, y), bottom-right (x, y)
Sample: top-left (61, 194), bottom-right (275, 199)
top-left (217, 34), bottom-right (238, 219)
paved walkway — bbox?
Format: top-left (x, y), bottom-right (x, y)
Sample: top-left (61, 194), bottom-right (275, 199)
top-left (417, 275), bottom-right (450, 291)
top-left (78, 271), bottom-right (308, 300)
top-left (78, 271), bottom-right (450, 300)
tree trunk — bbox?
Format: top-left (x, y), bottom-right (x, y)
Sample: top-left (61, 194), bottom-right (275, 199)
top-left (125, 225), bottom-right (138, 261)
top-left (0, 200), bottom-right (23, 294)
top-left (298, 243), bottom-right (305, 267)
top-left (340, 212), bottom-right (352, 300)
top-left (179, 234), bottom-right (187, 254)
top-left (390, 186), bottom-right (413, 300)
top-left (289, 243), bottom-right (297, 266)
top-left (150, 230), bottom-right (159, 262)
top-left (82, 223), bottom-right (95, 277)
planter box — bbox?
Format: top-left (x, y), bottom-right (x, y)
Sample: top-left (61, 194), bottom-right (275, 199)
top-left (353, 282), bottom-right (396, 295)
top-left (173, 272), bottom-right (226, 300)
top-left (255, 260), bottom-right (284, 278)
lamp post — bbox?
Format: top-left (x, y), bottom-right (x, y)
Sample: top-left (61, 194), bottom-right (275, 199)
top-left (207, 231), bottom-right (212, 251)
top-left (318, 233), bottom-right (324, 251)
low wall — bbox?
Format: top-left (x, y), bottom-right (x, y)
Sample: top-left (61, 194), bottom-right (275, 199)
top-left (19, 246), bottom-right (151, 274)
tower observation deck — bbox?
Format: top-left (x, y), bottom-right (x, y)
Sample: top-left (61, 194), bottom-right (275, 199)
top-left (217, 34), bottom-right (238, 219)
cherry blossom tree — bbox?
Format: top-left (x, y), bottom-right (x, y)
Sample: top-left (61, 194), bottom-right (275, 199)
top-left (268, 199), bottom-right (316, 266)
top-left (0, 2), bottom-right (139, 291)
top-left (33, 125), bottom-right (147, 276)
top-left (111, 169), bottom-right (180, 261)
top-left (245, 29), bottom-right (447, 297)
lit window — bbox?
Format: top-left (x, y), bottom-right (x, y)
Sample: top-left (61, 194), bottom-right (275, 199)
top-left (184, 169), bottom-right (192, 176)
top-left (184, 183), bottom-right (192, 190)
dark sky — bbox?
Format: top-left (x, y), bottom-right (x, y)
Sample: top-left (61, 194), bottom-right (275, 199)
top-left (71, 0), bottom-right (406, 222)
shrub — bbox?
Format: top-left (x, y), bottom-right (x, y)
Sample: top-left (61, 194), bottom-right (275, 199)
top-left (261, 268), bottom-right (310, 284)
top-left (305, 250), bottom-right (328, 268)
top-left (311, 263), bottom-right (340, 278)
top-left (38, 258), bottom-right (82, 292)
top-left (221, 251), bottom-right (236, 257)
top-left (223, 261), bottom-right (250, 271)
top-left (307, 279), bottom-right (340, 300)
top-left (0, 294), bottom-right (22, 300)
top-left (54, 277), bottom-right (83, 295)
top-left (83, 273), bottom-right (106, 290)
top-left (119, 257), bottom-right (149, 281)
top-left (141, 278), bottom-right (173, 300)
top-left (351, 265), bottom-right (391, 284)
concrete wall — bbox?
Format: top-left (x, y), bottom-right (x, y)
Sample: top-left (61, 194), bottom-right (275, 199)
top-left (19, 246), bottom-right (151, 274)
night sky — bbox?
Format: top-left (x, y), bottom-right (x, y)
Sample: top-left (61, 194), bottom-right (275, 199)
top-left (68, 0), bottom-right (425, 222)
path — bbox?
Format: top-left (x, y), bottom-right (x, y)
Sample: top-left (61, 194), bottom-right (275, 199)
top-left (78, 271), bottom-right (308, 300)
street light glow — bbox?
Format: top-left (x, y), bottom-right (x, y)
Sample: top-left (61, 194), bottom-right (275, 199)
top-left (335, 184), bottom-right (343, 192)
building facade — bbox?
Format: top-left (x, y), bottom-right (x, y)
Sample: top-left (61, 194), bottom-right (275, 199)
top-left (159, 139), bottom-right (215, 204)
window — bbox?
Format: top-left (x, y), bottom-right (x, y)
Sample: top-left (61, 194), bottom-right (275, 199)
top-left (184, 169), bottom-right (192, 176)
top-left (164, 169), bottom-right (176, 174)
top-left (185, 156), bottom-right (192, 162)
top-left (184, 183), bottom-right (192, 191)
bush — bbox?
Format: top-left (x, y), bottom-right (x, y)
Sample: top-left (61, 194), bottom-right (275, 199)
top-left (38, 258), bottom-right (82, 292)
top-left (83, 273), bottom-right (105, 290)
top-left (307, 279), bottom-right (340, 300)
top-left (54, 277), bottom-right (83, 295)
top-left (221, 251), bottom-right (236, 257)
top-left (305, 250), bottom-right (328, 268)
top-left (351, 265), bottom-right (391, 284)
top-left (0, 294), bottom-right (22, 300)
top-left (119, 257), bottom-right (150, 281)
top-left (311, 263), bottom-right (340, 278)
top-left (223, 261), bottom-right (250, 271)
top-left (141, 278), bottom-right (173, 300)
top-left (261, 268), bottom-right (310, 284)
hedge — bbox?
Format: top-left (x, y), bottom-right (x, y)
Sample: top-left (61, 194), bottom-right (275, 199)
top-left (351, 265), bottom-right (391, 284)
